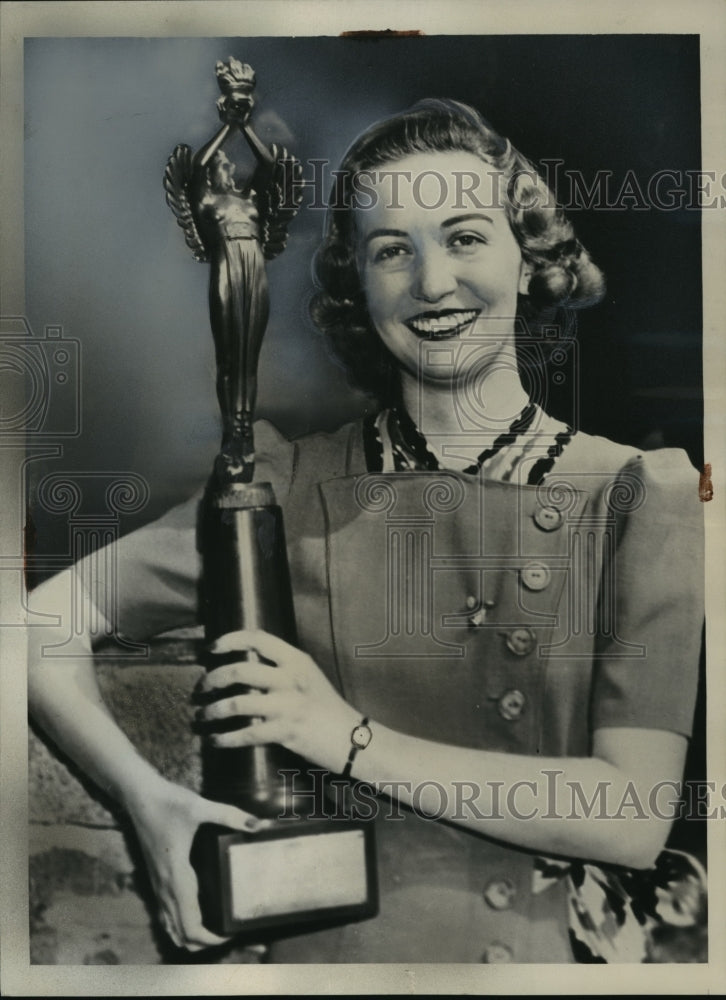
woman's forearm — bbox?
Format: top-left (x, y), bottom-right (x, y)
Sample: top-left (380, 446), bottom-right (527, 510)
top-left (340, 720), bottom-right (678, 869)
top-left (27, 573), bottom-right (273, 952)
top-left (201, 631), bottom-right (685, 871)
top-left (26, 570), bottom-right (168, 814)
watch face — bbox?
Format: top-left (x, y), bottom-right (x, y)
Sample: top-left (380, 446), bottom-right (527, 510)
top-left (352, 725), bottom-right (372, 750)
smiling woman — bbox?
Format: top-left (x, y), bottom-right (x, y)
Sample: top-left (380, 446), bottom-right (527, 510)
top-left (26, 97), bottom-right (705, 964)
top-left (314, 100), bottom-right (605, 413)
top-left (356, 154), bottom-right (531, 409)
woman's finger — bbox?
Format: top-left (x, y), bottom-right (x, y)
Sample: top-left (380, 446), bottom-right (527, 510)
top-left (202, 660), bottom-right (289, 692)
top-left (159, 884), bottom-right (190, 951)
top-left (212, 629), bottom-right (305, 666)
top-left (204, 800), bottom-right (273, 834)
top-left (210, 719), bottom-right (287, 748)
top-left (159, 907), bottom-right (182, 949)
top-left (175, 861), bottom-right (233, 949)
top-left (201, 691), bottom-right (275, 722)
top-left (181, 920), bottom-right (232, 950)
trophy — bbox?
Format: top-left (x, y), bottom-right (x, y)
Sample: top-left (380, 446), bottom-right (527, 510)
top-left (163, 58), bottom-right (377, 937)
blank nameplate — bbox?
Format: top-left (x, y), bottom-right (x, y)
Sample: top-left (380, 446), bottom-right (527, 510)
top-left (228, 828), bottom-right (368, 920)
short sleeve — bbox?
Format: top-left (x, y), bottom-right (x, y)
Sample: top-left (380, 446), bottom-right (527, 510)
top-left (591, 448), bottom-right (704, 738)
top-left (72, 420), bottom-right (296, 642)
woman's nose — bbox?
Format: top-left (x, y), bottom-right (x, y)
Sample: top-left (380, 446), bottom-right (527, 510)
top-left (411, 250), bottom-right (458, 303)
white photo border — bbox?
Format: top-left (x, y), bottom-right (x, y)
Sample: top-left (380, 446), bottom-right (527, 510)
top-left (1, 1), bottom-right (724, 995)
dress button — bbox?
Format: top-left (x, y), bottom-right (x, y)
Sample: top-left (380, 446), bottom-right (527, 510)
top-left (520, 561), bottom-right (551, 591)
top-left (497, 689), bottom-right (526, 721)
top-left (483, 877), bottom-right (517, 910)
top-left (504, 627), bottom-right (536, 656)
top-left (482, 941), bottom-right (513, 963)
top-left (533, 505), bottom-right (563, 531)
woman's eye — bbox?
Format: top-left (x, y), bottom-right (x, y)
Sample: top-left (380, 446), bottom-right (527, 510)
top-left (373, 245), bottom-right (410, 263)
top-left (449, 232), bottom-right (487, 250)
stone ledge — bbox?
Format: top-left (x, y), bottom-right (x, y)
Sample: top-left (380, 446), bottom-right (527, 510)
top-left (30, 641), bottom-right (204, 826)
top-left (29, 822), bottom-right (268, 966)
top-left (29, 823), bottom-right (161, 965)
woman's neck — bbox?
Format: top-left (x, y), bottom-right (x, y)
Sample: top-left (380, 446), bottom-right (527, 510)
top-left (398, 367), bottom-right (531, 445)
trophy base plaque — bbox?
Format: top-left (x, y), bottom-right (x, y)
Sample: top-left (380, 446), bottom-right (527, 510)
top-left (192, 817), bottom-right (377, 936)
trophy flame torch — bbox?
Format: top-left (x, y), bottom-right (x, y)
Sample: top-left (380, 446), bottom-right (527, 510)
top-left (163, 58), bottom-right (376, 938)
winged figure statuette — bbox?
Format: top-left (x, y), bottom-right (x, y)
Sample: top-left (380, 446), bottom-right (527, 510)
top-left (164, 58), bottom-right (303, 484)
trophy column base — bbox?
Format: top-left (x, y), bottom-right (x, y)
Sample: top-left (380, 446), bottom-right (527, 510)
top-left (191, 818), bottom-right (378, 937)
top-left (197, 481), bottom-right (378, 938)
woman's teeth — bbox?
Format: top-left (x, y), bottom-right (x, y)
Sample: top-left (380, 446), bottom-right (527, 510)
top-left (407, 310), bottom-right (479, 339)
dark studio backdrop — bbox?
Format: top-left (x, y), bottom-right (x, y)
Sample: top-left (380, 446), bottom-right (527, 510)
top-left (22, 34), bottom-right (705, 851)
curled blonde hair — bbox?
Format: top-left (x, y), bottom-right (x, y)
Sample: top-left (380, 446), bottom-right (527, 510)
top-left (311, 98), bottom-right (605, 402)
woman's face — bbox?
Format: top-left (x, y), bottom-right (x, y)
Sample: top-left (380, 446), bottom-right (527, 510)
top-left (354, 150), bottom-right (530, 385)
top-left (211, 152), bottom-right (237, 192)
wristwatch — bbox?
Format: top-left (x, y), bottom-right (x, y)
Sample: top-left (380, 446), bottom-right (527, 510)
top-left (342, 716), bottom-right (372, 779)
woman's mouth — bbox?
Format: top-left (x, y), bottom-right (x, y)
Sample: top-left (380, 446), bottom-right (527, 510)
top-left (405, 309), bottom-right (480, 340)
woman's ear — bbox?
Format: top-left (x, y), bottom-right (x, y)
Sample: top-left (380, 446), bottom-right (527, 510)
top-left (518, 261), bottom-right (533, 296)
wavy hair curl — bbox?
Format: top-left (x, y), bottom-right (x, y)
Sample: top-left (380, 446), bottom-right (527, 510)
top-left (311, 99), bottom-right (605, 405)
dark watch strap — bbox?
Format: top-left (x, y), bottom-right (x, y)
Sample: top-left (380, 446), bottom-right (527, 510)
top-left (342, 716), bottom-right (371, 779)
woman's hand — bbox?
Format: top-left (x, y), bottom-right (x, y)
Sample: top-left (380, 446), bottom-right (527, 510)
top-left (198, 630), bottom-right (361, 774)
top-left (124, 777), bottom-right (268, 951)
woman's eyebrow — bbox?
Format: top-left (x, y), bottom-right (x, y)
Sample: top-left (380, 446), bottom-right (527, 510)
top-left (441, 213), bottom-right (494, 228)
top-left (364, 228), bottom-right (409, 245)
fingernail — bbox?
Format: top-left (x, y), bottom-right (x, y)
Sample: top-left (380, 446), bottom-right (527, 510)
top-left (245, 817), bottom-right (271, 832)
